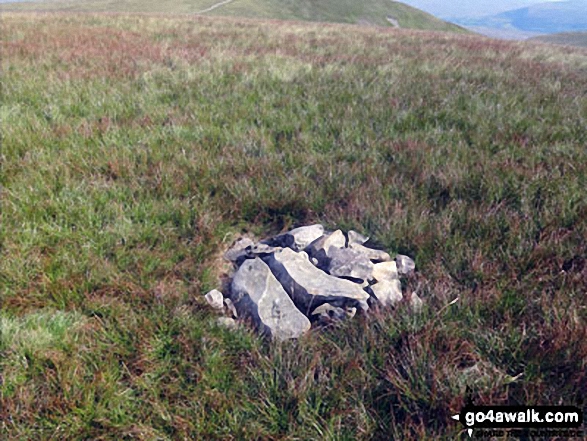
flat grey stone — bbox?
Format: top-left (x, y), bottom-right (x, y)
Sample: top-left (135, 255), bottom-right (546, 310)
top-left (304, 230), bottom-right (346, 269)
top-left (311, 303), bottom-right (347, 320)
top-left (283, 224), bottom-right (325, 251)
top-left (370, 280), bottom-right (403, 307)
top-left (224, 238), bottom-right (255, 263)
top-left (396, 254), bottom-right (416, 275)
top-left (205, 289), bottom-right (225, 311)
top-left (347, 230), bottom-right (369, 246)
top-left (311, 303), bottom-right (357, 326)
top-left (349, 243), bottom-right (391, 263)
top-left (223, 297), bottom-right (238, 318)
top-left (246, 243), bottom-right (282, 256)
top-left (265, 248), bottom-right (369, 314)
top-left (327, 247), bottom-right (374, 282)
top-left (371, 261), bottom-right (399, 282)
top-left (231, 257), bottom-right (311, 340)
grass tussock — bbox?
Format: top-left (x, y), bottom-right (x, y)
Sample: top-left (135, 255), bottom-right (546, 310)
top-left (1, 12), bottom-right (587, 439)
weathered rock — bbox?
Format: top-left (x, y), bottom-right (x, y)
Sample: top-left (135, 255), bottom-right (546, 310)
top-left (216, 317), bottom-right (237, 329)
top-left (205, 289), bottom-right (225, 311)
top-left (311, 303), bottom-right (357, 325)
top-left (371, 261), bottom-right (399, 282)
top-left (357, 299), bottom-right (370, 312)
top-left (396, 254), bottom-right (416, 275)
top-left (311, 303), bottom-right (347, 320)
top-left (265, 248), bottom-right (369, 314)
top-left (224, 297), bottom-right (238, 318)
top-left (231, 257), bottom-right (311, 340)
top-left (347, 230), bottom-right (369, 246)
top-left (349, 243), bottom-right (392, 262)
top-left (305, 230), bottom-right (346, 254)
top-left (304, 229), bottom-right (346, 269)
top-left (327, 247), bottom-right (374, 282)
top-left (246, 243), bottom-right (282, 256)
top-left (277, 224), bottom-right (324, 251)
top-left (224, 237), bottom-right (255, 263)
top-left (370, 280), bottom-right (403, 307)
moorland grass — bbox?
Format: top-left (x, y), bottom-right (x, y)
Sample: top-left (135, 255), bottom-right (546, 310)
top-left (1, 12), bottom-right (586, 439)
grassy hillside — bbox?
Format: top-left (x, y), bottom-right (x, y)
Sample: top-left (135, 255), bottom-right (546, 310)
top-left (2, 12), bottom-right (587, 440)
top-left (530, 31), bottom-right (587, 48)
top-left (0, 0), bottom-right (467, 32)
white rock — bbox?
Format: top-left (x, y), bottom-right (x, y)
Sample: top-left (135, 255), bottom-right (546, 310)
top-left (327, 247), bottom-right (374, 281)
top-left (371, 261), bottom-right (399, 282)
top-left (305, 230), bottom-right (346, 269)
top-left (370, 280), bottom-right (403, 307)
top-left (347, 230), bottom-right (369, 246)
top-left (311, 303), bottom-right (347, 320)
top-left (224, 297), bottom-right (238, 318)
top-left (284, 224), bottom-right (325, 251)
top-left (349, 243), bottom-right (391, 262)
top-left (205, 289), bottom-right (225, 311)
top-left (224, 238), bottom-right (255, 263)
top-left (231, 257), bottom-right (311, 340)
top-left (396, 254), bottom-right (416, 275)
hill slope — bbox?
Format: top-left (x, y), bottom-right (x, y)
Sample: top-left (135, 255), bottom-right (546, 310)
top-left (452, 0), bottom-right (587, 34)
top-left (1, 0), bottom-right (467, 32)
top-left (529, 31), bottom-right (587, 47)
top-left (2, 11), bottom-right (587, 440)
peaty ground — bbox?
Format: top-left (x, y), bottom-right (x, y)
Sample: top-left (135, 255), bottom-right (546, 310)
top-left (1, 12), bottom-right (586, 439)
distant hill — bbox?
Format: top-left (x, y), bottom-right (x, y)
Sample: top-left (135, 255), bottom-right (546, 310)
top-left (452, 0), bottom-right (587, 35)
top-left (1, 0), bottom-right (467, 32)
top-left (529, 31), bottom-right (587, 47)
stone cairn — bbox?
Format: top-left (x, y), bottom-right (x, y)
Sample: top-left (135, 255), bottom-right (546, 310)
top-left (205, 225), bottom-right (419, 341)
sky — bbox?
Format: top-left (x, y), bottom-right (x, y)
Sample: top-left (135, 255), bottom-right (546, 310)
top-left (397, 0), bottom-right (571, 18)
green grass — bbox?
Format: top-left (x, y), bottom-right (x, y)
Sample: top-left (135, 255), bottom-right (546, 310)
top-left (0, 0), bottom-right (467, 32)
top-left (529, 31), bottom-right (587, 48)
top-left (1, 12), bottom-right (587, 439)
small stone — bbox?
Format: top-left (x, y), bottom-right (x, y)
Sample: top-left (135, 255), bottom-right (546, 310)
top-left (231, 257), bottom-right (311, 340)
top-left (396, 254), bottom-right (416, 275)
top-left (305, 230), bottom-right (346, 269)
top-left (311, 303), bottom-right (347, 320)
top-left (224, 237), bottom-right (255, 264)
top-left (349, 243), bottom-right (392, 262)
top-left (277, 224), bottom-right (324, 251)
top-left (327, 247), bottom-right (374, 282)
top-left (216, 317), bottom-right (237, 329)
top-left (371, 261), bottom-right (399, 282)
top-left (247, 243), bottom-right (282, 256)
top-left (224, 297), bottom-right (238, 318)
top-left (311, 303), bottom-right (357, 326)
top-left (205, 289), bottom-right (224, 311)
top-left (370, 280), bottom-right (403, 307)
top-left (347, 230), bottom-right (369, 246)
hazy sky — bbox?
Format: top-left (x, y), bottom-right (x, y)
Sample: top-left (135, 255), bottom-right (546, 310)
top-left (398, 0), bottom-right (571, 18)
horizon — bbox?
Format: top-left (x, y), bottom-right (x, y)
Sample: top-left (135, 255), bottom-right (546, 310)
top-left (397, 0), bottom-right (575, 18)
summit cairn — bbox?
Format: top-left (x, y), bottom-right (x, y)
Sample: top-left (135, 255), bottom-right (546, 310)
top-left (206, 225), bottom-right (418, 340)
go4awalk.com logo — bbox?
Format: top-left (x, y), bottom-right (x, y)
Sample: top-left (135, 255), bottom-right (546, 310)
top-left (452, 405), bottom-right (584, 438)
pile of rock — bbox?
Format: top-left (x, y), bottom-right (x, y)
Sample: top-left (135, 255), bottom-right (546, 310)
top-left (205, 225), bottom-right (418, 341)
